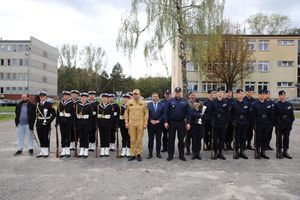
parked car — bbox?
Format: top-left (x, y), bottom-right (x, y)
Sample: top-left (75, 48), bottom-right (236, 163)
top-left (0, 99), bottom-right (18, 107)
top-left (287, 97), bottom-right (300, 110)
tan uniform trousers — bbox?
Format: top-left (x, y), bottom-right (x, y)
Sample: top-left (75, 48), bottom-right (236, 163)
top-left (129, 125), bottom-right (144, 156)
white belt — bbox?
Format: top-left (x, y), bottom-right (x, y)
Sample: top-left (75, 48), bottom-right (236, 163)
top-left (114, 112), bottom-right (117, 116)
top-left (59, 112), bottom-right (71, 117)
top-left (77, 114), bottom-right (89, 119)
top-left (198, 118), bottom-right (202, 125)
top-left (92, 111), bottom-right (96, 116)
top-left (37, 116), bottom-right (51, 120)
top-left (120, 116), bottom-right (124, 120)
top-left (97, 114), bottom-right (111, 119)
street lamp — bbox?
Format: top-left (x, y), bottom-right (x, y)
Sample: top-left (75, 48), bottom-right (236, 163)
top-left (116, 91), bottom-right (122, 102)
top-left (25, 46), bottom-right (31, 95)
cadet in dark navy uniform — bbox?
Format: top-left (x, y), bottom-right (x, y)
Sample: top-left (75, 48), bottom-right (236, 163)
top-left (243, 87), bottom-right (256, 150)
top-left (55, 90), bottom-right (74, 158)
top-left (35, 91), bottom-right (56, 158)
top-left (97, 93), bottom-right (114, 157)
top-left (274, 90), bottom-right (295, 159)
top-left (266, 90), bottom-right (275, 151)
top-left (109, 94), bottom-right (120, 151)
top-left (164, 87), bottom-right (190, 161)
top-left (160, 90), bottom-right (170, 152)
top-left (231, 89), bottom-right (250, 159)
top-left (189, 99), bottom-right (206, 160)
top-left (88, 91), bottom-right (99, 152)
top-left (75, 92), bottom-right (93, 158)
top-left (252, 90), bottom-right (272, 159)
top-left (224, 89), bottom-right (234, 151)
top-left (203, 90), bottom-right (214, 151)
top-left (70, 90), bottom-right (80, 150)
top-left (210, 88), bottom-right (229, 160)
top-left (119, 94), bottom-right (131, 157)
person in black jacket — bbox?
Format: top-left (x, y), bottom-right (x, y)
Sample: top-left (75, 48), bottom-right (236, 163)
top-left (35, 91), bottom-right (56, 158)
top-left (119, 93), bottom-right (131, 157)
top-left (14, 94), bottom-right (36, 156)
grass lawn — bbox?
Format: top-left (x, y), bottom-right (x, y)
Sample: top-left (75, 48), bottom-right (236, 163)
top-left (0, 114), bottom-right (15, 121)
top-left (294, 112), bottom-right (300, 119)
top-left (0, 106), bottom-right (15, 113)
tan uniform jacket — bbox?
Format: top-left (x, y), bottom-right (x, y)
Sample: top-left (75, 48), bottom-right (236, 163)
top-left (124, 99), bottom-right (149, 127)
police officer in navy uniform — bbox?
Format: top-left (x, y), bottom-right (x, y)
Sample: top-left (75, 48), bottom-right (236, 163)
top-left (55, 90), bottom-right (74, 158)
top-left (224, 89), bottom-right (234, 151)
top-left (109, 94), bottom-right (120, 151)
top-left (274, 90), bottom-right (294, 159)
top-left (231, 89), bottom-right (250, 159)
top-left (210, 88), bottom-right (229, 160)
top-left (252, 89), bottom-right (272, 159)
top-left (164, 87), bottom-right (190, 161)
top-left (266, 90), bottom-right (275, 151)
top-left (75, 92), bottom-right (93, 158)
top-left (97, 93), bottom-right (114, 157)
top-left (35, 91), bottom-right (56, 158)
top-left (189, 98), bottom-right (206, 160)
top-left (203, 90), bottom-right (214, 151)
top-left (88, 91), bottom-right (99, 152)
top-left (70, 90), bottom-right (80, 151)
top-left (160, 90), bottom-right (170, 152)
top-left (119, 94), bottom-right (131, 157)
top-left (243, 87), bottom-right (256, 150)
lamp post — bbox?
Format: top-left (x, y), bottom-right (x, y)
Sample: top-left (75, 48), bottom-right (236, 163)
top-left (25, 46), bottom-right (31, 95)
top-left (116, 91), bottom-right (122, 102)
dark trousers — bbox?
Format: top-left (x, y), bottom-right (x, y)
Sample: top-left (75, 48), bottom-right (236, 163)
top-left (99, 126), bottom-right (110, 147)
top-left (204, 120), bottom-right (212, 146)
top-left (70, 125), bottom-right (78, 142)
top-left (190, 124), bottom-right (203, 153)
top-left (59, 123), bottom-right (71, 147)
top-left (225, 123), bottom-right (234, 146)
top-left (267, 125), bottom-right (274, 145)
top-left (148, 123), bottom-right (162, 155)
top-left (77, 124), bottom-right (89, 148)
top-left (162, 127), bottom-right (168, 150)
top-left (234, 123), bottom-right (248, 152)
top-left (168, 121), bottom-right (185, 158)
top-left (278, 126), bottom-right (292, 150)
top-left (120, 121), bottom-right (130, 148)
top-left (110, 121), bottom-right (116, 143)
top-left (246, 123), bottom-right (254, 145)
top-left (255, 123), bottom-right (269, 152)
top-left (88, 120), bottom-right (96, 143)
top-left (37, 126), bottom-right (51, 147)
top-left (212, 124), bottom-right (226, 151)
top-left (184, 130), bottom-right (191, 150)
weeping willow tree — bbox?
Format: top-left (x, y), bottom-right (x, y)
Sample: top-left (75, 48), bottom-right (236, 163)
top-left (116, 0), bottom-right (224, 95)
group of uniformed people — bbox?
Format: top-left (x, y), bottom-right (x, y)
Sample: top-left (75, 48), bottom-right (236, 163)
top-left (14, 86), bottom-right (294, 161)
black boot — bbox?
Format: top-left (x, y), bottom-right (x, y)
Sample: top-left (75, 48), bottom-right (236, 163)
top-left (196, 152), bottom-right (202, 160)
top-left (255, 151), bottom-right (261, 159)
top-left (191, 153), bottom-right (196, 160)
top-left (283, 149), bottom-right (292, 159)
top-left (212, 151), bottom-right (218, 160)
top-left (14, 150), bottom-right (22, 156)
top-left (137, 154), bottom-right (142, 161)
top-left (128, 156), bottom-right (136, 161)
top-left (185, 148), bottom-right (191, 155)
top-left (278, 149), bottom-right (283, 159)
top-left (261, 151), bottom-right (270, 159)
top-left (218, 150), bottom-right (226, 160)
top-left (239, 151), bottom-right (248, 159)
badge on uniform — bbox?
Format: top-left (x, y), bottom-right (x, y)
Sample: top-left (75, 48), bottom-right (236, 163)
top-left (244, 106), bottom-right (248, 109)
top-left (287, 106), bottom-right (291, 109)
top-left (222, 104), bottom-right (227, 107)
top-left (267, 105), bottom-right (271, 109)
top-left (129, 104), bottom-right (133, 106)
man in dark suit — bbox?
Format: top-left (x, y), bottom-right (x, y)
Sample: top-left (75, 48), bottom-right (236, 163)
top-left (147, 92), bottom-right (164, 159)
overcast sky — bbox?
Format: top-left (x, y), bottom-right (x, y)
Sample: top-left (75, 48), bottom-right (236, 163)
top-left (1, 0), bottom-right (300, 78)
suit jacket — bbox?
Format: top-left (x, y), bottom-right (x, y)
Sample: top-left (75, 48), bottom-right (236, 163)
top-left (147, 101), bottom-right (164, 124)
top-left (15, 101), bottom-right (36, 130)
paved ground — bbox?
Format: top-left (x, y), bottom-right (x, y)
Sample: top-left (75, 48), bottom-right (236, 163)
top-left (0, 120), bottom-right (299, 200)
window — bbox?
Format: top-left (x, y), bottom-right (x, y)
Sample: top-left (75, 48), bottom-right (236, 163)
top-left (6, 73), bottom-right (11, 80)
top-left (12, 87), bottom-right (16, 94)
top-left (42, 76), bottom-right (47, 83)
top-left (258, 61), bottom-right (269, 72)
top-left (18, 45), bottom-right (25, 52)
top-left (278, 40), bottom-right (294, 46)
top-left (0, 73), bottom-right (4, 80)
top-left (0, 45), bottom-right (6, 52)
top-left (43, 50), bottom-right (48, 58)
top-left (277, 82), bottom-right (293, 87)
top-left (188, 81), bottom-right (199, 92)
top-left (12, 45), bottom-right (17, 52)
top-left (186, 61), bottom-right (198, 71)
top-left (7, 59), bottom-right (11, 66)
top-left (0, 59), bottom-right (4, 66)
top-left (247, 40), bottom-right (256, 51)
top-left (24, 87), bottom-right (28, 93)
top-left (258, 82), bottom-right (268, 91)
top-left (12, 73), bottom-right (17, 80)
top-left (11, 59), bottom-right (17, 66)
top-left (258, 40), bottom-right (269, 51)
top-left (202, 81), bottom-right (218, 92)
top-left (245, 81), bottom-right (255, 91)
top-left (247, 61), bottom-right (256, 71)
top-left (19, 59), bottom-right (23, 66)
top-left (5, 87), bottom-right (10, 93)
top-left (43, 63), bottom-right (47, 70)
top-left (7, 45), bottom-right (13, 52)
top-left (18, 87), bottom-right (23, 93)
top-left (0, 87), bottom-right (3, 94)
top-left (277, 61), bottom-right (294, 67)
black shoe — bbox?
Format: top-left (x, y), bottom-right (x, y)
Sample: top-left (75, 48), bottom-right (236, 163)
top-left (240, 152), bottom-right (248, 159)
top-left (128, 156), bottom-right (136, 161)
top-left (261, 152), bottom-right (269, 159)
top-left (66, 154), bottom-right (71, 158)
top-left (233, 154), bottom-right (239, 159)
top-left (59, 155), bottom-right (65, 158)
top-left (88, 149), bottom-right (94, 152)
top-left (283, 150), bottom-right (292, 159)
top-left (36, 155), bottom-right (43, 158)
top-left (278, 151), bottom-right (283, 159)
top-left (179, 156), bottom-right (187, 161)
top-left (218, 153), bottom-right (226, 160)
top-left (255, 152), bottom-right (261, 159)
top-left (147, 154), bottom-right (152, 159)
top-left (212, 152), bottom-right (218, 160)
top-left (83, 156), bottom-right (88, 159)
top-left (137, 154), bottom-right (142, 161)
top-left (161, 148), bottom-right (168, 152)
top-left (104, 155), bottom-right (109, 157)
top-left (77, 155), bottom-right (83, 158)
top-left (29, 149), bottom-right (33, 155)
top-left (43, 155), bottom-right (49, 158)
top-left (247, 144), bottom-right (255, 150)
top-left (267, 145), bottom-right (273, 151)
top-left (185, 149), bottom-right (190, 155)
top-left (191, 153), bottom-right (196, 160)
top-left (167, 156), bottom-right (173, 161)
top-left (156, 154), bottom-right (162, 159)
top-left (14, 150), bottom-right (22, 156)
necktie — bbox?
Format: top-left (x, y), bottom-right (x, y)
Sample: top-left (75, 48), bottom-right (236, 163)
top-left (154, 102), bottom-right (157, 112)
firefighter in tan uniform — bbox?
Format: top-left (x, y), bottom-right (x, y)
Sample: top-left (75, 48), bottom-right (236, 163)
top-left (125, 89), bottom-right (149, 161)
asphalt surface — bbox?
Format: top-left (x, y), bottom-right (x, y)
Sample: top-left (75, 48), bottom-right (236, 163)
top-left (0, 120), bottom-right (299, 200)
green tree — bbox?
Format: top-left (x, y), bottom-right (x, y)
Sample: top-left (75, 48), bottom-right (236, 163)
top-left (110, 63), bottom-right (126, 92)
top-left (116, 0), bottom-right (224, 96)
